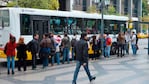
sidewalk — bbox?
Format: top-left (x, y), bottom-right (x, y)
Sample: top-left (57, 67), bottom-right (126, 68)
top-left (0, 39), bottom-right (149, 84)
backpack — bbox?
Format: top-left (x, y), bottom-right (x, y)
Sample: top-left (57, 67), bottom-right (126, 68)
top-left (4, 43), bottom-right (8, 54)
top-left (106, 37), bottom-right (112, 45)
top-left (71, 39), bottom-right (76, 47)
top-left (26, 40), bottom-right (33, 52)
top-left (136, 34), bottom-right (138, 44)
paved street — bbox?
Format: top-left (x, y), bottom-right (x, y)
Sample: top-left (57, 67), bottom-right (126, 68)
top-left (0, 39), bottom-right (149, 84)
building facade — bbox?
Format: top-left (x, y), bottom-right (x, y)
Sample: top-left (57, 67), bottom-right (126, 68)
top-left (59, 0), bottom-right (142, 32)
top-left (59, 0), bottom-right (142, 17)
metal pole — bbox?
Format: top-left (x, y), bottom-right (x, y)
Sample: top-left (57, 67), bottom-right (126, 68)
top-left (148, 24), bottom-right (149, 55)
top-left (101, 0), bottom-right (104, 56)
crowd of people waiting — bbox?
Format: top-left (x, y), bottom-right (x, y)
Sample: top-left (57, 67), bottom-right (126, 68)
top-left (3, 30), bottom-right (138, 75)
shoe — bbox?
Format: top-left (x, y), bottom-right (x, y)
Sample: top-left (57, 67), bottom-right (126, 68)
top-left (18, 69), bottom-right (21, 71)
top-left (12, 71), bottom-right (15, 75)
top-left (72, 82), bottom-right (76, 84)
top-left (32, 68), bottom-right (36, 70)
top-left (90, 76), bottom-right (96, 82)
top-left (7, 70), bottom-right (10, 75)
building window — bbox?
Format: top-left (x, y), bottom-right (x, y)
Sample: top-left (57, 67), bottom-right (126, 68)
top-left (75, 0), bottom-right (81, 5)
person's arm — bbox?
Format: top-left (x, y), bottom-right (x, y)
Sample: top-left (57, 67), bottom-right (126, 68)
top-left (82, 42), bottom-right (88, 64)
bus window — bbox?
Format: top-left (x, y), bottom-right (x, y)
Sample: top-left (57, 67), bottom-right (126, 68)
top-left (50, 17), bottom-right (65, 34)
top-left (0, 10), bottom-right (9, 28)
top-left (20, 14), bottom-right (32, 35)
top-left (84, 19), bottom-right (97, 34)
top-left (76, 18), bottom-right (83, 34)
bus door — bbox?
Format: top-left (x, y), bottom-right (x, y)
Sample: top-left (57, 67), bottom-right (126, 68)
top-left (32, 20), bottom-right (49, 41)
top-left (31, 16), bottom-right (49, 41)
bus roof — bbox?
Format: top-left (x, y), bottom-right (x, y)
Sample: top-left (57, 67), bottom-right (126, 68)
top-left (0, 7), bottom-right (138, 21)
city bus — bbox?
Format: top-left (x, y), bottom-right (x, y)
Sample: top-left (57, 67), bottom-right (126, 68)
top-left (0, 7), bottom-right (138, 60)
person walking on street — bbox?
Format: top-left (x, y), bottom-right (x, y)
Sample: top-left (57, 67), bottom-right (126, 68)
top-left (27, 33), bottom-right (39, 70)
top-left (72, 33), bottom-right (96, 84)
top-left (5, 34), bottom-right (16, 75)
top-left (39, 33), bottom-right (51, 69)
top-left (16, 37), bottom-right (27, 71)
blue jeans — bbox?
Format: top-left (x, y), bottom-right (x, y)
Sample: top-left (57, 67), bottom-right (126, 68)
top-left (71, 47), bottom-right (75, 60)
top-left (52, 52), bottom-right (60, 65)
top-left (72, 61), bottom-right (92, 83)
top-left (131, 44), bottom-right (137, 55)
top-left (56, 52), bottom-right (60, 65)
top-left (63, 48), bottom-right (70, 63)
top-left (7, 56), bottom-right (15, 72)
top-left (105, 46), bottom-right (111, 57)
top-left (125, 43), bottom-right (129, 54)
top-left (42, 56), bottom-right (49, 68)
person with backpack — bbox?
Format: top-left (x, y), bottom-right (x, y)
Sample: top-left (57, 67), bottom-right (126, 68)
top-left (105, 33), bottom-right (112, 58)
top-left (5, 34), bottom-right (16, 75)
top-left (131, 31), bottom-right (137, 55)
top-left (61, 33), bottom-right (71, 64)
top-left (71, 33), bottom-right (77, 61)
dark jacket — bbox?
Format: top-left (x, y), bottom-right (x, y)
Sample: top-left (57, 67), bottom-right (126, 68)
top-left (16, 44), bottom-right (27, 59)
top-left (61, 36), bottom-right (71, 48)
top-left (92, 39), bottom-right (99, 51)
top-left (74, 39), bottom-right (88, 64)
top-left (30, 39), bottom-right (39, 54)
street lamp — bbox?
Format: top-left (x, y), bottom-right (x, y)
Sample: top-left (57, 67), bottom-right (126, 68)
top-left (100, 0), bottom-right (110, 56)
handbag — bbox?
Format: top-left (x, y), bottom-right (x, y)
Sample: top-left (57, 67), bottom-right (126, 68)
top-left (136, 44), bottom-right (139, 50)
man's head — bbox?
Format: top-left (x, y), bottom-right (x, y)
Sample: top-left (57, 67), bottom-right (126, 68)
top-left (33, 33), bottom-right (39, 40)
top-left (81, 33), bottom-right (87, 40)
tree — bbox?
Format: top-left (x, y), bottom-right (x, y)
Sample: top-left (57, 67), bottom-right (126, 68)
top-left (1, 0), bottom-right (10, 3)
top-left (6, 0), bottom-right (59, 10)
top-left (87, 5), bottom-right (98, 13)
top-left (107, 5), bottom-right (116, 15)
top-left (142, 0), bottom-right (149, 16)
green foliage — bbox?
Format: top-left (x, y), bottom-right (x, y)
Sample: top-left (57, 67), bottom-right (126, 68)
top-left (7, 1), bottom-right (17, 7)
top-left (48, 0), bottom-right (59, 10)
top-left (107, 5), bottom-right (116, 15)
top-left (6, 0), bottom-right (59, 10)
top-left (87, 5), bottom-right (98, 13)
top-left (142, 0), bottom-right (149, 16)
